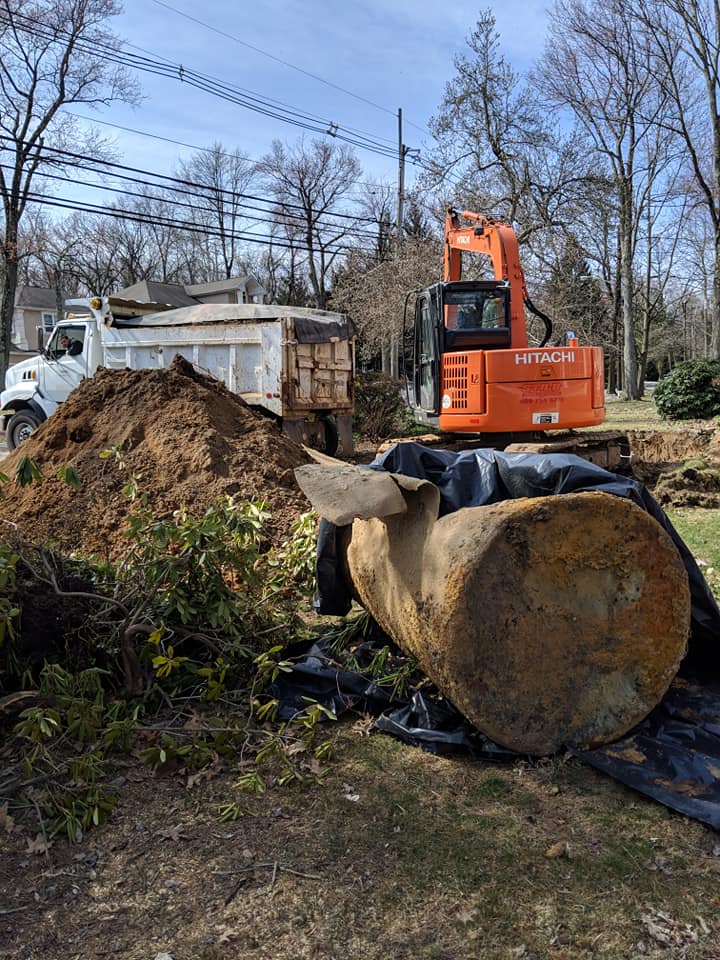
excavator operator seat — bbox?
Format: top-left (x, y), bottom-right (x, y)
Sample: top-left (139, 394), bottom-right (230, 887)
top-left (456, 303), bottom-right (482, 329)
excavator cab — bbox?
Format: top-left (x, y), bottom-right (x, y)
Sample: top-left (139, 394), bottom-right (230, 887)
top-left (412, 280), bottom-right (511, 415)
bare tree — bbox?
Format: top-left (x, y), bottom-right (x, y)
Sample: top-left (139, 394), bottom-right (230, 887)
top-left (62, 212), bottom-right (124, 295)
top-left (129, 190), bottom-right (188, 284)
top-left (178, 143), bottom-right (257, 280)
top-left (0, 0), bottom-right (138, 378)
top-left (356, 179), bottom-right (395, 262)
top-left (21, 211), bottom-right (81, 318)
top-left (428, 9), bottom-right (589, 245)
top-left (631, 0), bottom-right (720, 357)
top-left (332, 237), bottom-right (440, 374)
top-left (258, 138), bottom-right (362, 309)
top-left (537, 0), bottom-right (675, 398)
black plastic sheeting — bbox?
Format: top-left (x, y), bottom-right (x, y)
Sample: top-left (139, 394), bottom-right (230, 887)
top-left (296, 443), bottom-right (720, 830)
top-left (293, 314), bottom-right (356, 343)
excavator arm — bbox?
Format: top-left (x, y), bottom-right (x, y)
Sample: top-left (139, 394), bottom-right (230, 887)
top-left (444, 209), bottom-right (527, 290)
top-left (444, 209), bottom-right (538, 349)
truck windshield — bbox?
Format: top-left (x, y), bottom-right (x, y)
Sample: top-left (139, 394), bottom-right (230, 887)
top-left (445, 290), bottom-right (508, 331)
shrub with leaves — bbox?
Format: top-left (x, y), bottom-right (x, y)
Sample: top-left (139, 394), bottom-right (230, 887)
top-left (0, 542), bottom-right (20, 678)
top-left (12, 665), bottom-right (119, 842)
top-left (353, 372), bottom-right (417, 441)
top-left (653, 359), bottom-right (720, 420)
top-left (0, 451), bottom-right (334, 843)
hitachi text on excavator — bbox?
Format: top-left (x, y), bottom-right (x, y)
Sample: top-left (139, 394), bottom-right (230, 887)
top-left (406, 208), bottom-right (606, 434)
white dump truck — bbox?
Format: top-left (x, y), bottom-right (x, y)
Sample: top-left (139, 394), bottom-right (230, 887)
top-left (1, 296), bottom-right (355, 453)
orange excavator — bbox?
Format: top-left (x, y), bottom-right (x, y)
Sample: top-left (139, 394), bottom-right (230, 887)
top-left (407, 208), bottom-right (605, 433)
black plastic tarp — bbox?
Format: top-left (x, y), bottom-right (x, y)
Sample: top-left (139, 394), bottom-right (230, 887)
top-left (302, 443), bottom-right (720, 829)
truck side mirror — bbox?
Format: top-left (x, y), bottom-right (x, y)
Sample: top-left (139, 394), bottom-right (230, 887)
top-left (36, 326), bottom-right (45, 353)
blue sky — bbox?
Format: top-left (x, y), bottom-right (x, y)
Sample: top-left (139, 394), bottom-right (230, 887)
top-left (69, 0), bottom-right (549, 196)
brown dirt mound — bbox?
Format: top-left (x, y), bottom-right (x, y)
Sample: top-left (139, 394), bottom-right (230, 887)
top-left (653, 460), bottom-right (720, 509)
top-left (627, 427), bottom-right (720, 466)
top-left (0, 357), bottom-right (312, 560)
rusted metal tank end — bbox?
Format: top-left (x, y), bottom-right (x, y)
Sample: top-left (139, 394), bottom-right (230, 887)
top-left (343, 490), bottom-right (691, 755)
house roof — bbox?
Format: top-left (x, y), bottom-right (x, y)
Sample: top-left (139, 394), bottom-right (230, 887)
top-left (113, 281), bottom-right (198, 308)
top-left (185, 276), bottom-right (265, 296)
top-left (15, 286), bottom-right (57, 310)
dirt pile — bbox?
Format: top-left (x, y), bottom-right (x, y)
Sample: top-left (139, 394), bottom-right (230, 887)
top-left (623, 428), bottom-right (720, 505)
top-left (0, 357), bottom-right (312, 560)
top-left (653, 460), bottom-right (720, 508)
top-left (627, 427), bottom-right (720, 468)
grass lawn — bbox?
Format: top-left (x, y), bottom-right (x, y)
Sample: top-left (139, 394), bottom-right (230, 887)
top-left (666, 506), bottom-right (720, 601)
top-left (1, 723), bottom-right (718, 960)
top-left (590, 396), bottom-right (717, 433)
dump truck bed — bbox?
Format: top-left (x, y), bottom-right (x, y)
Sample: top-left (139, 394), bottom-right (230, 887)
top-left (101, 305), bottom-right (355, 418)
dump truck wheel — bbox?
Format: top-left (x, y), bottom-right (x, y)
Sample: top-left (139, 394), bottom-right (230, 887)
top-left (323, 417), bottom-right (339, 456)
top-left (7, 411), bottom-right (41, 449)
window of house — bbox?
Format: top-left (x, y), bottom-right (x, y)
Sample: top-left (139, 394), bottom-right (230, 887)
top-left (42, 312), bottom-right (56, 332)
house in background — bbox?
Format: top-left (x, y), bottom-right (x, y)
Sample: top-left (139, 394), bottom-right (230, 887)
top-left (184, 277), bottom-right (266, 305)
top-left (12, 286), bottom-right (59, 354)
top-left (114, 276), bottom-right (266, 307)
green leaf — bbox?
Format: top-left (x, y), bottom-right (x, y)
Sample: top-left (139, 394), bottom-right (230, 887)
top-left (15, 455), bottom-right (43, 487)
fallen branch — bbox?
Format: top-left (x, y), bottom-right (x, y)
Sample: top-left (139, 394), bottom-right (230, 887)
top-left (212, 863), bottom-right (322, 881)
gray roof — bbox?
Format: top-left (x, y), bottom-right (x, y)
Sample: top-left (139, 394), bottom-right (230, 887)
top-left (113, 281), bottom-right (198, 308)
top-left (15, 285), bottom-right (57, 310)
top-left (185, 276), bottom-right (264, 296)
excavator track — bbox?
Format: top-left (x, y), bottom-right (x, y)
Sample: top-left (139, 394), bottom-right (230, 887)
top-left (377, 430), bottom-right (632, 473)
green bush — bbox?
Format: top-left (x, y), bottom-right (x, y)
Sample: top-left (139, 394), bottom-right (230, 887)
top-left (653, 359), bottom-right (720, 420)
top-left (353, 372), bottom-right (416, 441)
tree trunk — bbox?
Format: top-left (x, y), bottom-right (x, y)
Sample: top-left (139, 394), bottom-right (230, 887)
top-left (54, 269), bottom-right (64, 333)
top-left (0, 239), bottom-right (19, 382)
top-left (713, 236), bottom-right (720, 359)
top-left (381, 337), bottom-right (391, 375)
top-left (620, 204), bottom-right (639, 399)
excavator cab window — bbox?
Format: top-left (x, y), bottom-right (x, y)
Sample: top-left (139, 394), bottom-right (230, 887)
top-left (443, 282), bottom-right (511, 351)
top-left (412, 287), bottom-right (442, 414)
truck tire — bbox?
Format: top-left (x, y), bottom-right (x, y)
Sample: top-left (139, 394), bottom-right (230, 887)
top-left (7, 410), bottom-right (41, 450)
top-left (323, 417), bottom-right (339, 456)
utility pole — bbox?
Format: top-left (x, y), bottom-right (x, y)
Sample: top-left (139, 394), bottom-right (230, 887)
top-left (397, 107), bottom-right (407, 240)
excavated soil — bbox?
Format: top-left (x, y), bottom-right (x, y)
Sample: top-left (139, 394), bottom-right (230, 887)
top-left (0, 357), bottom-right (312, 561)
top-left (653, 461), bottom-right (720, 508)
top-left (627, 428), bottom-right (720, 506)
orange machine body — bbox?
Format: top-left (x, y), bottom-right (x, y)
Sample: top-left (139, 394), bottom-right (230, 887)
top-left (411, 209), bottom-right (606, 433)
top-left (439, 344), bottom-right (606, 431)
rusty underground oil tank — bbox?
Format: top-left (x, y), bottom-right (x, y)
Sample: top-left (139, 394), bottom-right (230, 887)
top-left (295, 463), bottom-right (691, 755)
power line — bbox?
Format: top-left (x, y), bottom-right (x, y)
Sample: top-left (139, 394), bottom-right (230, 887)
top-left (62, 107), bottom-right (459, 197)
top-left (1, 10), bottom-right (402, 162)
top-left (121, 19), bottom-right (399, 149)
top-left (20, 189), bottom-right (367, 258)
top-left (65, 111), bottom-right (395, 191)
top-left (0, 157), bottom-right (385, 246)
top-left (148, 0), bottom-right (432, 139)
top-left (1, 13), bottom-right (465, 218)
top-left (148, 0), bottom-right (428, 135)
top-left (2, 11), bottom-right (467, 201)
top-left (0, 135), bottom-right (382, 232)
